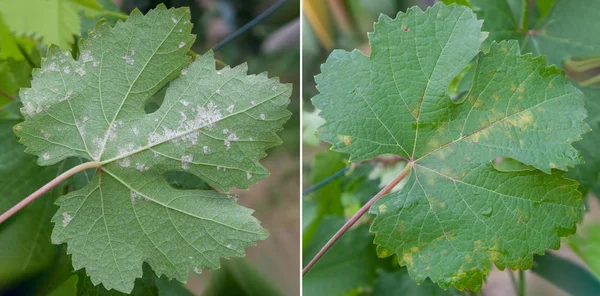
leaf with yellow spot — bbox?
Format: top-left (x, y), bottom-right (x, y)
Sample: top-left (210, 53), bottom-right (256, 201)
top-left (314, 3), bottom-right (588, 291)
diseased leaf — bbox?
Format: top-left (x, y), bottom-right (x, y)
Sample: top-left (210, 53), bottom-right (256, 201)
top-left (469, 0), bottom-right (600, 195)
top-left (14, 5), bottom-right (291, 293)
top-left (313, 3), bottom-right (588, 291)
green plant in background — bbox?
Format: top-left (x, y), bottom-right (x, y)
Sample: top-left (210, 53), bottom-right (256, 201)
top-left (303, 1), bottom-right (600, 295)
top-left (0, 1), bottom-right (294, 295)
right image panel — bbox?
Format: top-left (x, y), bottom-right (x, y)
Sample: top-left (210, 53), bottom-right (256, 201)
top-left (301, 1), bottom-right (600, 295)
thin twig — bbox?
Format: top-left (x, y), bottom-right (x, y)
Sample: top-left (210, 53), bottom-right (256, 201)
top-left (302, 166), bottom-right (352, 196)
top-left (302, 162), bottom-right (413, 275)
top-left (519, 270), bottom-right (526, 296)
top-left (0, 89), bottom-right (16, 102)
top-left (211, 0), bottom-right (292, 51)
top-left (520, 0), bottom-right (529, 32)
top-left (507, 270), bottom-right (518, 294)
top-left (0, 161), bottom-right (101, 224)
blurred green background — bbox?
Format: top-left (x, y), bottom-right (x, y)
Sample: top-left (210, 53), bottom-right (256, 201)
top-left (0, 0), bottom-right (299, 295)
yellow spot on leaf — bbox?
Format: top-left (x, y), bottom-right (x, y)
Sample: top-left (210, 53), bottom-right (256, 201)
top-left (379, 204), bottom-right (387, 213)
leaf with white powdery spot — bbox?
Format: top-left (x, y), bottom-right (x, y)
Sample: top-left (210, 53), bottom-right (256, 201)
top-left (14, 5), bottom-right (291, 293)
top-left (313, 3), bottom-right (588, 291)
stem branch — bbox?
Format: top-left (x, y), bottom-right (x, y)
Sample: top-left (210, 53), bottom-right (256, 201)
top-left (519, 270), bottom-right (526, 296)
top-left (302, 162), bottom-right (413, 275)
top-left (520, 0), bottom-right (530, 32)
top-left (0, 161), bottom-right (101, 224)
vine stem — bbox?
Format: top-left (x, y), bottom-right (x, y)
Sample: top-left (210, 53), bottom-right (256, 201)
top-left (0, 161), bottom-right (101, 224)
top-left (302, 161), bottom-right (413, 275)
top-left (0, 89), bottom-right (16, 102)
top-left (520, 0), bottom-right (529, 32)
top-left (519, 270), bottom-right (526, 296)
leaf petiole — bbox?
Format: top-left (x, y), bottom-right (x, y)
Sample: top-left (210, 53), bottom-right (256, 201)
top-left (0, 161), bottom-right (101, 224)
top-left (302, 161), bottom-right (413, 275)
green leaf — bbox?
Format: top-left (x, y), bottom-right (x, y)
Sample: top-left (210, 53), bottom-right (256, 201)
top-left (0, 119), bottom-right (59, 289)
top-left (14, 5), bottom-right (290, 293)
top-left (0, 14), bottom-right (24, 60)
top-left (470, 0), bottom-right (600, 195)
top-left (531, 252), bottom-right (600, 296)
top-left (76, 263), bottom-right (192, 296)
top-left (313, 3), bottom-right (588, 291)
top-left (372, 269), bottom-right (455, 296)
top-left (48, 275), bottom-right (78, 296)
top-left (0, 0), bottom-right (103, 48)
top-left (568, 222), bottom-right (600, 279)
top-left (303, 216), bottom-right (377, 296)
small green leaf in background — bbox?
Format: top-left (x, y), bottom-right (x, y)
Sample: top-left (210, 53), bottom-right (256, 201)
top-left (314, 3), bottom-right (588, 291)
top-left (0, 0), bottom-right (104, 48)
top-left (14, 5), bottom-right (291, 293)
top-left (303, 216), bottom-right (377, 296)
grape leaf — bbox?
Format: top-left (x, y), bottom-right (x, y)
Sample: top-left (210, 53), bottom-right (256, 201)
top-left (0, 0), bottom-right (103, 48)
top-left (468, 0), bottom-right (600, 195)
top-left (313, 3), bottom-right (588, 291)
top-left (14, 5), bottom-right (291, 293)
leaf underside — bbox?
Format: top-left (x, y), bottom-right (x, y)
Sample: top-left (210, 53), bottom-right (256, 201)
top-left (314, 3), bottom-right (588, 291)
top-left (14, 5), bottom-right (291, 293)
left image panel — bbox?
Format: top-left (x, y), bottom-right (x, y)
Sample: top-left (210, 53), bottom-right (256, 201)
top-left (0, 1), bottom-right (300, 295)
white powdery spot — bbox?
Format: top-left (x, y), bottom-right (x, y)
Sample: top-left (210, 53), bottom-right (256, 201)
top-left (132, 126), bottom-right (139, 135)
top-left (40, 129), bottom-right (50, 139)
top-left (147, 132), bottom-right (163, 145)
top-left (47, 62), bottom-right (59, 72)
top-left (107, 124), bottom-right (118, 142)
top-left (136, 163), bottom-right (149, 172)
top-left (251, 100), bottom-right (256, 106)
top-left (77, 116), bottom-right (89, 137)
top-left (181, 68), bottom-right (188, 75)
top-left (62, 212), bottom-right (72, 227)
top-left (63, 67), bottom-right (71, 74)
top-left (188, 256), bottom-right (193, 259)
top-left (59, 90), bottom-right (73, 102)
top-left (181, 100), bottom-right (189, 106)
top-left (260, 113), bottom-right (266, 120)
top-left (227, 105), bottom-right (234, 113)
top-left (171, 17), bottom-right (178, 23)
top-left (64, 51), bottom-right (70, 57)
top-left (122, 54), bottom-right (134, 65)
top-left (224, 133), bottom-right (239, 151)
top-left (215, 89), bottom-right (221, 95)
top-left (247, 172), bottom-right (252, 180)
top-left (194, 267), bottom-right (201, 274)
top-left (24, 103), bottom-right (36, 116)
top-left (223, 129), bottom-right (229, 134)
top-left (226, 244), bottom-right (232, 249)
top-left (217, 166), bottom-right (222, 171)
top-left (42, 152), bottom-right (50, 160)
top-left (130, 190), bottom-right (147, 203)
top-left (179, 29), bottom-right (183, 32)
top-left (179, 41), bottom-right (186, 48)
top-left (181, 154), bottom-right (193, 170)
top-left (80, 50), bottom-right (93, 63)
top-left (117, 157), bottom-right (131, 168)
top-left (217, 70), bottom-right (221, 75)
top-left (184, 21), bottom-right (189, 24)
top-left (203, 146), bottom-right (210, 154)
top-left (152, 150), bottom-right (161, 158)
top-left (75, 67), bottom-right (85, 76)
top-left (271, 86), bottom-right (277, 91)
top-left (93, 61), bottom-right (100, 67)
